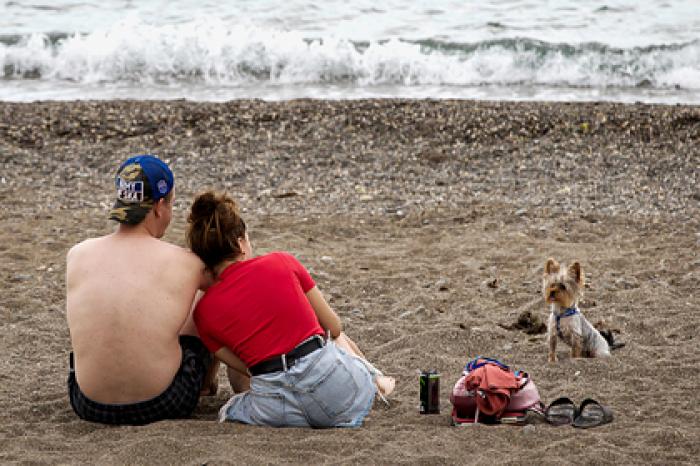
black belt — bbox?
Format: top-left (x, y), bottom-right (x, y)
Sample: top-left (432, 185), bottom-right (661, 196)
top-left (249, 335), bottom-right (324, 376)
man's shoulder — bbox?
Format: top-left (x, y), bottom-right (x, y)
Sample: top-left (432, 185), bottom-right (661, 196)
top-left (158, 240), bottom-right (204, 264)
top-left (67, 236), bottom-right (107, 260)
top-left (157, 242), bottom-right (208, 289)
top-left (157, 241), bottom-right (207, 283)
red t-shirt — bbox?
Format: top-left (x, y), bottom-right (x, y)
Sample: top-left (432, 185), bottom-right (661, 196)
top-left (194, 252), bottom-right (324, 367)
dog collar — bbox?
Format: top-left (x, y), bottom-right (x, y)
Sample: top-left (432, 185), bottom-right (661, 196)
top-left (556, 307), bottom-right (579, 338)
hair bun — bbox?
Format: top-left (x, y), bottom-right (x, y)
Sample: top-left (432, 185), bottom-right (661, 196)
top-left (186, 190), bottom-right (246, 270)
top-left (189, 191), bottom-right (218, 223)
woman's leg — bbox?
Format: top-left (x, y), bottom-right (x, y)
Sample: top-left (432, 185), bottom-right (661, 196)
top-left (337, 332), bottom-right (366, 359)
top-left (333, 332), bottom-right (395, 398)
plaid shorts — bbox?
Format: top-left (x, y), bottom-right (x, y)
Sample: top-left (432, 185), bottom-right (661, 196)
top-left (68, 335), bottom-right (211, 425)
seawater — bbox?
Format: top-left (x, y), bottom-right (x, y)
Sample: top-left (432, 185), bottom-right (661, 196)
top-left (1, 0), bottom-right (699, 103)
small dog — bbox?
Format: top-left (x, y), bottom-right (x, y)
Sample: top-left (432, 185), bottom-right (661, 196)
top-left (542, 258), bottom-right (610, 362)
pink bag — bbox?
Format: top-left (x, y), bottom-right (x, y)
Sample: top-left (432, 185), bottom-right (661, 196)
top-left (450, 357), bottom-right (543, 425)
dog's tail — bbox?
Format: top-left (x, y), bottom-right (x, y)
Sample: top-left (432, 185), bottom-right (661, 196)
top-left (600, 329), bottom-right (626, 351)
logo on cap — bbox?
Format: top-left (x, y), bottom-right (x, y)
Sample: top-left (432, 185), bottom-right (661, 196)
top-left (116, 178), bottom-right (144, 203)
top-left (157, 179), bottom-right (169, 195)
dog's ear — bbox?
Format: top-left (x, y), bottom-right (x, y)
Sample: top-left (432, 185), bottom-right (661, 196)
top-left (569, 261), bottom-right (584, 285)
top-left (544, 258), bottom-right (560, 274)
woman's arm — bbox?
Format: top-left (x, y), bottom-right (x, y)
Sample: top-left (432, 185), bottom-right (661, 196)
top-left (306, 286), bottom-right (343, 338)
top-left (214, 346), bottom-right (250, 377)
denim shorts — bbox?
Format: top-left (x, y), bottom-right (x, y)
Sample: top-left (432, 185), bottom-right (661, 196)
top-left (219, 341), bottom-right (376, 428)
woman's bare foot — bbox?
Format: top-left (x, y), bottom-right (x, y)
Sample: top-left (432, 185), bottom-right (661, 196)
top-left (376, 375), bottom-right (396, 397)
top-left (374, 375), bottom-right (396, 406)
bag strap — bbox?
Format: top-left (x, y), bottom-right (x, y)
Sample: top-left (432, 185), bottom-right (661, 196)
top-left (465, 356), bottom-right (526, 378)
top-left (465, 356), bottom-right (510, 373)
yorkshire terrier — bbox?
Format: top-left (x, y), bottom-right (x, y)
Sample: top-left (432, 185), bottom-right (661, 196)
top-left (542, 258), bottom-right (610, 362)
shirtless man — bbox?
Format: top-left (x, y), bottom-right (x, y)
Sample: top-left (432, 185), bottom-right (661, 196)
top-left (66, 155), bottom-right (213, 425)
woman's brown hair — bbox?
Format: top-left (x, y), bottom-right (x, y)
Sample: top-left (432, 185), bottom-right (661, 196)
top-left (186, 191), bottom-right (246, 270)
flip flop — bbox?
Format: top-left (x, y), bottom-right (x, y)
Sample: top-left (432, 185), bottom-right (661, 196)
top-left (573, 398), bottom-right (613, 428)
top-left (544, 397), bottom-right (578, 426)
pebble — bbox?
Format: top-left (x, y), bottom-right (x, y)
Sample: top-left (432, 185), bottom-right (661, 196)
top-left (398, 306), bottom-right (429, 319)
top-left (615, 278), bottom-right (638, 289)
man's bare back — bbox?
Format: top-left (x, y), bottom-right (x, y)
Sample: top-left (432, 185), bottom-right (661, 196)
top-left (66, 229), bottom-right (207, 403)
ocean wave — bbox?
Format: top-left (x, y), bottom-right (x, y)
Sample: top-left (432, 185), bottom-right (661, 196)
top-left (1, 20), bottom-right (698, 90)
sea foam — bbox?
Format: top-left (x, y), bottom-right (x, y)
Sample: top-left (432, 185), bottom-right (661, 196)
top-left (1, 18), bottom-right (698, 91)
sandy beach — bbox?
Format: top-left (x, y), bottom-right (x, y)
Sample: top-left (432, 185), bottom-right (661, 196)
top-left (1, 99), bottom-right (698, 465)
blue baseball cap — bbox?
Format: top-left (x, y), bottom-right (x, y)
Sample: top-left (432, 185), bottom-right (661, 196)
top-left (108, 155), bottom-right (174, 224)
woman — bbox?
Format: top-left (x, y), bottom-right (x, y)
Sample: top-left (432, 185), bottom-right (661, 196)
top-left (186, 191), bottom-right (394, 427)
